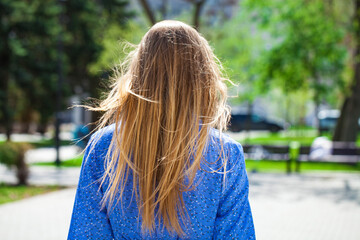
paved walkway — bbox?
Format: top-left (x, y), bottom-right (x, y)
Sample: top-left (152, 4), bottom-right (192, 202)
top-left (249, 172), bottom-right (360, 240)
top-left (0, 165), bottom-right (81, 186)
top-left (0, 171), bottom-right (359, 239)
top-left (0, 132), bottom-right (73, 143)
top-left (25, 145), bottom-right (80, 164)
top-left (0, 188), bottom-right (76, 240)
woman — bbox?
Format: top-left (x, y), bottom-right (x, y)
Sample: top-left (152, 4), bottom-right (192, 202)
top-left (68, 20), bottom-right (255, 239)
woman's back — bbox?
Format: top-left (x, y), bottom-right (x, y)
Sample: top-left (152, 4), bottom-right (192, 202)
top-left (68, 20), bottom-right (255, 239)
top-left (69, 124), bottom-right (255, 239)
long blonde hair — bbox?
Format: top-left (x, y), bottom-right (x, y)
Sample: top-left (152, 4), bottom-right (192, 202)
top-left (89, 20), bottom-right (229, 235)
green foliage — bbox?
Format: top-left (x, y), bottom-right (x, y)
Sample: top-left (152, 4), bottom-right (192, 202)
top-left (0, 0), bottom-right (134, 134)
top-left (205, 6), bottom-right (267, 104)
top-left (62, 0), bottom-right (135, 99)
top-left (206, 0), bottom-right (347, 111)
top-left (0, 142), bottom-right (32, 185)
top-left (245, 0), bottom-right (347, 101)
top-left (89, 21), bottom-right (146, 75)
top-left (0, 142), bottom-right (31, 167)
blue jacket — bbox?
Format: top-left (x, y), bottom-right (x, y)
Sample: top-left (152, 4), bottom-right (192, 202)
top-left (68, 125), bottom-right (255, 239)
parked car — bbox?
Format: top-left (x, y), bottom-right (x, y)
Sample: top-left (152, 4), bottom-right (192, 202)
top-left (318, 109), bottom-right (360, 132)
top-left (228, 114), bottom-right (284, 132)
top-left (318, 110), bottom-right (339, 132)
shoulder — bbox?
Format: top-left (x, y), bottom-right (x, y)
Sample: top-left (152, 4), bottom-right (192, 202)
top-left (82, 124), bottom-right (115, 166)
top-left (81, 124), bottom-right (115, 176)
top-left (88, 124), bottom-right (115, 151)
top-left (208, 128), bottom-right (244, 158)
top-left (203, 128), bottom-right (245, 172)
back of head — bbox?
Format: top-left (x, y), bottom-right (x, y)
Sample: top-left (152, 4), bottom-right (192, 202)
top-left (94, 20), bottom-right (229, 236)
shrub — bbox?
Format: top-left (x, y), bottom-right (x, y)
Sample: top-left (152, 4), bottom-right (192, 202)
top-left (0, 142), bottom-right (32, 185)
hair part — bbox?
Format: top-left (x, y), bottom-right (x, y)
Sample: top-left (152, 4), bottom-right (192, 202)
top-left (87, 20), bottom-right (230, 236)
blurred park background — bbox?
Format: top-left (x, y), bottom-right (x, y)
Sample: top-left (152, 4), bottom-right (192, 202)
top-left (0, 0), bottom-right (360, 239)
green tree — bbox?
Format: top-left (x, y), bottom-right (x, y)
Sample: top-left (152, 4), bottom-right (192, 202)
top-left (0, 0), bottom-right (134, 139)
top-left (0, 142), bottom-right (32, 185)
top-left (333, 0), bottom-right (360, 142)
top-left (205, 5), bottom-right (267, 128)
top-left (18, 0), bottom-right (60, 134)
top-left (246, 0), bottom-right (346, 133)
top-left (0, 0), bottom-right (26, 140)
top-left (62, 0), bottom-right (134, 124)
top-left (0, 0), bottom-right (60, 139)
top-left (88, 21), bottom-right (146, 76)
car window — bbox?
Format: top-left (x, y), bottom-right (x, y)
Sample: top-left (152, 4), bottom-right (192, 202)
top-left (252, 115), bottom-right (263, 122)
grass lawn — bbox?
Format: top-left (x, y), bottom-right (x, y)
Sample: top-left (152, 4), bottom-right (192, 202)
top-left (33, 154), bottom-right (360, 173)
top-left (33, 155), bottom-right (84, 167)
top-left (240, 135), bottom-right (317, 146)
top-left (0, 183), bottom-right (66, 204)
top-left (245, 159), bottom-right (360, 173)
top-left (238, 132), bottom-right (360, 147)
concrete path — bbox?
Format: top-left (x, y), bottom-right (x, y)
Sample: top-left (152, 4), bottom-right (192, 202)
top-left (249, 172), bottom-right (360, 240)
top-left (0, 188), bottom-right (76, 240)
top-left (0, 132), bottom-right (73, 142)
top-left (0, 172), bottom-right (359, 240)
top-left (0, 165), bottom-right (80, 186)
top-left (25, 145), bottom-right (81, 164)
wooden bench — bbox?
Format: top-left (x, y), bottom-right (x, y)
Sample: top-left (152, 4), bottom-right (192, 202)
top-left (243, 144), bottom-right (291, 173)
top-left (295, 142), bottom-right (360, 172)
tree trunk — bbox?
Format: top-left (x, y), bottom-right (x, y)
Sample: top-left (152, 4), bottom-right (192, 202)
top-left (244, 100), bottom-right (253, 143)
top-left (16, 152), bottom-right (29, 186)
top-left (0, 33), bottom-right (12, 141)
top-left (21, 107), bottom-right (33, 133)
top-left (37, 117), bottom-right (48, 136)
top-left (314, 95), bottom-right (321, 136)
top-left (160, 0), bottom-right (168, 19)
top-left (193, 0), bottom-right (206, 30)
top-left (16, 163), bottom-right (29, 186)
top-left (138, 0), bottom-right (156, 25)
top-left (333, 0), bottom-right (360, 142)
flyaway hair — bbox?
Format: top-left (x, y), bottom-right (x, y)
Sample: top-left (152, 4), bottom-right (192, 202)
top-left (87, 20), bottom-right (230, 236)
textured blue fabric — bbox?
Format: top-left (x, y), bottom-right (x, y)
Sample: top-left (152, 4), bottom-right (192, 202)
top-left (68, 125), bottom-right (256, 239)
